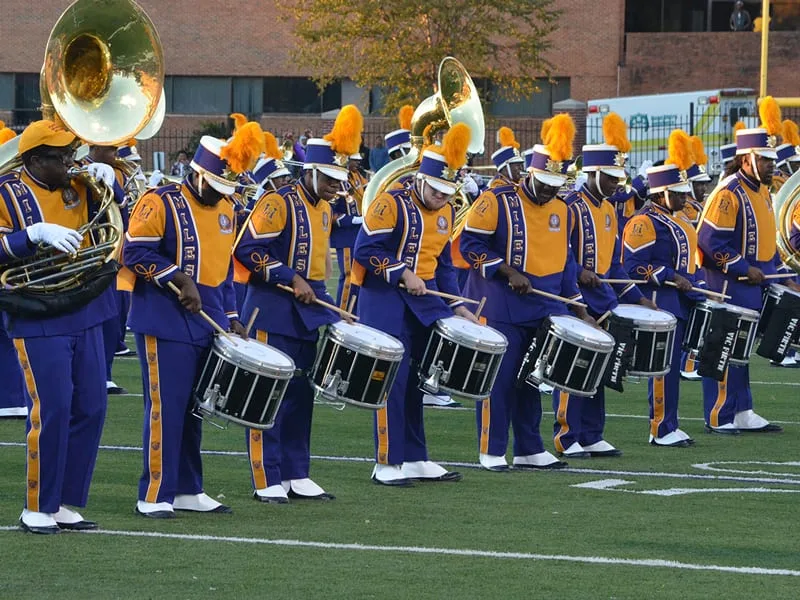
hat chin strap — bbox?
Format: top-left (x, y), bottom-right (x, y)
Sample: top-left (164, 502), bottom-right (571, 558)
top-left (663, 189), bottom-right (677, 212)
top-left (415, 178), bottom-right (432, 209)
top-left (749, 151), bottom-right (762, 184)
top-left (311, 168), bottom-right (321, 196)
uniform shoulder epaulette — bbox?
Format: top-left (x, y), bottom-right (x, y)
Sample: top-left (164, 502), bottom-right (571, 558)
top-left (721, 174), bottom-right (740, 192)
top-left (490, 183), bottom-right (516, 196)
top-left (0, 170), bottom-right (22, 187)
top-left (152, 181), bottom-right (181, 197)
top-left (561, 189), bottom-right (580, 205)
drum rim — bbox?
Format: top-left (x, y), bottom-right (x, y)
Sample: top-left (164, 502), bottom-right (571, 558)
top-left (549, 315), bottom-right (616, 351)
top-left (214, 336), bottom-right (296, 378)
top-left (698, 301), bottom-right (760, 320)
top-left (767, 283), bottom-right (800, 299)
top-left (435, 316), bottom-right (508, 353)
top-left (611, 304), bottom-right (677, 331)
top-left (327, 322), bottom-right (406, 360)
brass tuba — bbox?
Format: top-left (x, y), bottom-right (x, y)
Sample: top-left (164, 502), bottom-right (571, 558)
top-left (0, 0), bottom-right (163, 313)
top-left (773, 168), bottom-right (800, 273)
top-left (361, 57), bottom-right (485, 219)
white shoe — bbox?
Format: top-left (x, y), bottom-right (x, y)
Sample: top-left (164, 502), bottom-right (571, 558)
top-left (135, 500), bottom-right (175, 517)
top-left (770, 355), bottom-right (799, 367)
top-left (649, 431), bottom-right (690, 447)
top-left (173, 492), bottom-right (231, 513)
top-left (254, 484), bottom-right (289, 504)
top-left (674, 428), bottom-right (695, 444)
top-left (0, 406), bottom-right (27, 418)
top-left (422, 394), bottom-right (462, 408)
top-left (286, 478), bottom-right (334, 499)
top-left (19, 509), bottom-right (57, 528)
top-left (53, 506), bottom-right (85, 524)
top-left (538, 382), bottom-right (554, 394)
top-left (680, 370), bottom-right (702, 381)
top-left (401, 460), bottom-right (462, 481)
top-left (705, 422), bottom-right (740, 435)
top-left (371, 464), bottom-right (412, 486)
top-left (582, 440), bottom-right (623, 457)
top-left (512, 451), bottom-right (567, 470)
top-left (560, 442), bottom-right (590, 457)
top-left (479, 453), bottom-right (509, 471)
top-left (733, 409), bottom-right (770, 430)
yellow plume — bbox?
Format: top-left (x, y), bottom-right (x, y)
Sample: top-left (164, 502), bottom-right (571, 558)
top-left (230, 113), bottom-right (247, 133)
top-left (666, 129), bottom-right (693, 172)
top-left (543, 114), bottom-right (575, 163)
top-left (783, 120), bottom-right (800, 147)
top-left (602, 112), bottom-right (631, 153)
top-left (441, 123), bottom-right (471, 171)
top-left (498, 126), bottom-right (520, 150)
top-left (263, 131), bottom-right (282, 161)
top-left (540, 118), bottom-right (552, 144)
top-left (759, 96), bottom-right (782, 137)
top-left (220, 121), bottom-right (266, 174)
top-left (733, 121), bottom-right (747, 134)
top-left (690, 136), bottom-right (708, 167)
top-left (0, 127), bottom-right (18, 145)
top-left (324, 105), bottom-right (363, 156)
top-left (399, 105), bottom-right (414, 130)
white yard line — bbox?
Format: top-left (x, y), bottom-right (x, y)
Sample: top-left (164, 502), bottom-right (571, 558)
top-left (0, 526), bottom-right (796, 577)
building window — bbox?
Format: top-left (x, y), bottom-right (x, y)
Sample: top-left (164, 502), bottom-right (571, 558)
top-left (13, 73), bottom-right (41, 126)
top-left (165, 76), bottom-right (232, 115)
top-left (475, 78), bottom-right (571, 117)
top-left (263, 77), bottom-right (341, 114)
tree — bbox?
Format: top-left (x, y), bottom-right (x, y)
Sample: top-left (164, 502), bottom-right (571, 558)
top-left (280, 0), bottom-right (560, 114)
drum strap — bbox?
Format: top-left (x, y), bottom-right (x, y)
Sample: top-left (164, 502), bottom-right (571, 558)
top-left (696, 310), bottom-right (739, 381)
top-left (603, 317), bottom-right (636, 392)
top-left (756, 293), bottom-right (800, 361)
top-left (515, 325), bottom-right (549, 389)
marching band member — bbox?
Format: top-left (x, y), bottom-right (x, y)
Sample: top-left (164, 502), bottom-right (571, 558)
top-left (122, 125), bottom-right (263, 518)
top-left (488, 127), bottom-right (525, 188)
top-left (330, 153), bottom-right (368, 309)
top-left (461, 114), bottom-right (588, 472)
top-left (552, 112), bottom-right (652, 459)
top-left (0, 120), bottom-right (119, 533)
top-left (234, 107), bottom-right (363, 503)
top-left (772, 119), bottom-right (800, 193)
top-left (623, 130), bottom-right (707, 447)
top-left (696, 97), bottom-right (799, 434)
top-left (355, 123), bottom-right (477, 486)
top-left (384, 105), bottom-right (414, 161)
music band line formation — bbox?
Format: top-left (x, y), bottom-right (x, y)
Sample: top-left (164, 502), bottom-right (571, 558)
top-left (2, 0), bottom-right (800, 535)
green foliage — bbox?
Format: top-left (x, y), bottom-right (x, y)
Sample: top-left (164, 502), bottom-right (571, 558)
top-left (183, 120), bottom-right (230, 160)
top-left (280, 0), bottom-right (560, 114)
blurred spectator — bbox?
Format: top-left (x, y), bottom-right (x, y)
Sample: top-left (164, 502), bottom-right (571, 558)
top-left (369, 139), bottom-right (390, 172)
top-left (730, 1), bottom-right (752, 31)
top-left (170, 150), bottom-right (189, 177)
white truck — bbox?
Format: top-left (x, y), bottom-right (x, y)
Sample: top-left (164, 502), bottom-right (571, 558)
top-left (586, 89), bottom-right (758, 175)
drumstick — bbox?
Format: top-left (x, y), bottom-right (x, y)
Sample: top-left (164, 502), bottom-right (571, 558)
top-left (524, 287), bottom-right (588, 309)
top-left (474, 296), bottom-right (487, 320)
top-left (663, 281), bottom-right (731, 300)
top-left (276, 283), bottom-right (359, 321)
top-left (651, 290), bottom-right (657, 304)
top-left (596, 310), bottom-right (613, 325)
top-left (244, 307), bottom-right (260, 338)
top-left (399, 283), bottom-right (481, 305)
top-left (737, 273), bottom-right (796, 281)
top-left (599, 279), bottom-right (648, 285)
top-left (166, 282), bottom-right (238, 344)
top-left (347, 293), bottom-right (357, 315)
top-left (722, 280), bottom-right (729, 299)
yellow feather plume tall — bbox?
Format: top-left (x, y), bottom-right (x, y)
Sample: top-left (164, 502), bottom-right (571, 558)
top-left (498, 126), bottom-right (520, 150)
top-left (441, 123), bottom-right (471, 171)
top-left (324, 105), bottom-right (363, 156)
top-left (263, 131), bottom-right (282, 161)
top-left (230, 113), bottom-right (247, 134)
top-left (540, 118), bottom-right (552, 144)
top-left (602, 112), bottom-right (631, 153)
top-left (759, 96), bottom-right (782, 137)
top-left (544, 114), bottom-right (575, 163)
top-left (733, 121), bottom-right (747, 134)
top-left (690, 136), bottom-right (708, 167)
top-left (782, 120), bottom-right (800, 147)
top-left (399, 105), bottom-right (414, 130)
top-left (666, 129), bottom-right (693, 172)
top-left (220, 121), bottom-right (266, 174)
top-left (0, 121), bottom-right (18, 145)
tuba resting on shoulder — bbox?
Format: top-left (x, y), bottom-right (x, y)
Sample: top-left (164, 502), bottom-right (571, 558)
top-left (773, 168), bottom-right (800, 273)
top-left (0, 0), bottom-right (164, 317)
top-left (361, 57), bottom-right (485, 228)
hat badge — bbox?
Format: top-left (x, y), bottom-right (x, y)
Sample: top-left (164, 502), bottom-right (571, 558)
top-left (546, 159), bottom-right (563, 174)
top-left (767, 135), bottom-right (777, 149)
top-left (678, 170), bottom-right (688, 183)
top-left (614, 152), bottom-right (628, 167)
top-left (440, 165), bottom-right (457, 181)
top-left (333, 152), bottom-right (349, 167)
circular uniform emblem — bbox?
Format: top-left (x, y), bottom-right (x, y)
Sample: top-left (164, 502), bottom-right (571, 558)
top-left (322, 212), bottom-right (330, 231)
top-left (219, 213), bottom-right (233, 234)
top-left (605, 213), bottom-right (612, 230)
top-left (437, 215), bottom-right (448, 234)
top-left (549, 213), bottom-right (561, 231)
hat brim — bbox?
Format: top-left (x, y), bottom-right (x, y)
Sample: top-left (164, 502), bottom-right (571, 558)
top-left (532, 170), bottom-right (567, 188)
top-left (738, 148), bottom-right (778, 160)
top-left (419, 175), bottom-right (457, 195)
top-left (689, 174), bottom-right (712, 183)
top-left (599, 167), bottom-right (627, 179)
top-left (651, 182), bottom-right (692, 194)
top-left (313, 165), bottom-right (348, 181)
top-left (268, 168), bottom-right (291, 179)
top-left (205, 176), bottom-right (237, 196)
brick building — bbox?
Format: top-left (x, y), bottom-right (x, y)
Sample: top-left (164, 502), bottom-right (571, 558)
top-left (0, 0), bottom-right (797, 166)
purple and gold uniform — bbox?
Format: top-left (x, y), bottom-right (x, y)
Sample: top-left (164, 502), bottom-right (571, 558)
top-left (234, 180), bottom-right (338, 492)
top-left (790, 201), bottom-right (800, 252)
top-left (552, 185), bottom-right (643, 454)
top-left (0, 166), bottom-right (114, 516)
top-left (681, 198), bottom-right (704, 226)
top-left (123, 179), bottom-right (238, 506)
top-left (697, 170), bottom-right (790, 428)
top-left (355, 184), bottom-right (463, 467)
top-left (330, 177), bottom-right (364, 309)
top-left (0, 323), bottom-right (26, 417)
top-left (461, 179), bottom-right (582, 461)
top-left (623, 202), bottom-right (706, 440)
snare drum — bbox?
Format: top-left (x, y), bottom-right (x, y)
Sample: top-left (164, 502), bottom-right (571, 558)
top-left (418, 316), bottom-right (508, 400)
top-left (520, 315), bottom-right (615, 397)
top-left (311, 321), bottom-right (405, 409)
top-left (194, 336), bottom-right (295, 430)
top-left (757, 283), bottom-right (800, 359)
top-left (606, 304), bottom-right (677, 377)
top-left (684, 301), bottom-right (760, 366)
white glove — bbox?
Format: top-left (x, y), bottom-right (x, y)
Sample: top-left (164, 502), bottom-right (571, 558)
top-left (26, 222), bottom-right (83, 254)
top-left (133, 168), bottom-right (147, 185)
top-left (351, 216), bottom-right (364, 225)
top-left (148, 170), bottom-right (164, 187)
top-left (637, 160), bottom-right (654, 180)
top-left (85, 162), bottom-right (116, 188)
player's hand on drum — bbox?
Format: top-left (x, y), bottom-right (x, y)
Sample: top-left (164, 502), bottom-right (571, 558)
top-left (578, 268), bottom-right (601, 288)
top-left (453, 305), bottom-right (480, 324)
top-left (291, 274), bottom-right (317, 304)
top-left (671, 274), bottom-right (693, 293)
top-left (745, 266), bottom-right (765, 285)
top-left (787, 280), bottom-right (800, 293)
top-left (572, 306), bottom-right (596, 326)
top-left (229, 319), bottom-right (247, 339)
top-left (638, 296), bottom-right (659, 310)
top-left (172, 272), bottom-right (202, 313)
top-left (500, 265), bottom-right (532, 294)
top-left (401, 269), bottom-right (427, 295)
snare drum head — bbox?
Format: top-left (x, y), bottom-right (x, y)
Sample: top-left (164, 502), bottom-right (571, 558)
top-left (329, 321), bottom-right (405, 359)
top-left (715, 302), bottom-right (760, 321)
top-left (215, 336), bottom-right (295, 377)
top-left (550, 315), bottom-right (615, 350)
top-left (769, 283), bottom-right (800, 300)
top-left (436, 316), bottom-right (508, 352)
top-left (612, 304), bottom-right (676, 330)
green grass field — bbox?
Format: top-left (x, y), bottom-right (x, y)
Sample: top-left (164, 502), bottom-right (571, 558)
top-left (2, 285), bottom-right (800, 598)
